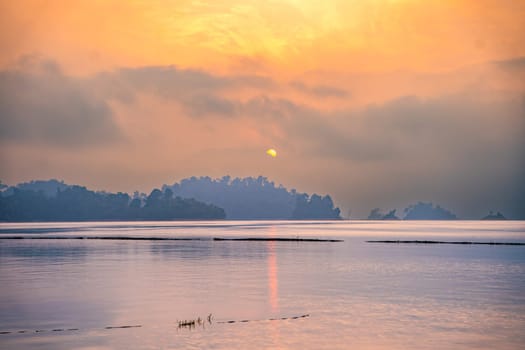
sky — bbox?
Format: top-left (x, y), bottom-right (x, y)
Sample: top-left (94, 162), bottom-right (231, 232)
top-left (1, 0), bottom-right (524, 218)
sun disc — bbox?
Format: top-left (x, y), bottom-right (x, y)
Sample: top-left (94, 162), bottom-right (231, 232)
top-left (266, 148), bottom-right (277, 157)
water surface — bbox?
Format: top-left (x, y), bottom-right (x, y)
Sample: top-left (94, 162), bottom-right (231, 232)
top-left (1, 221), bottom-right (524, 349)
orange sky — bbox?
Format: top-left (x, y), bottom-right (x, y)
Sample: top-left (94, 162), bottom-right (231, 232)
top-left (1, 0), bottom-right (524, 218)
top-left (2, 0), bottom-right (524, 74)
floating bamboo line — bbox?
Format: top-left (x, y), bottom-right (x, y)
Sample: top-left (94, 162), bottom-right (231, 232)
top-left (0, 313), bottom-right (310, 335)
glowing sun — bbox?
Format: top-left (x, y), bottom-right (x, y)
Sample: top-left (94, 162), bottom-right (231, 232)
top-left (266, 148), bottom-right (277, 158)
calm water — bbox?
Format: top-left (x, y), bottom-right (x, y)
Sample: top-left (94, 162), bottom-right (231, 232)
top-left (1, 221), bottom-right (524, 349)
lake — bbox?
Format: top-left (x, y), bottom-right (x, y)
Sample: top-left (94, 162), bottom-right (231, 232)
top-left (1, 221), bottom-right (524, 349)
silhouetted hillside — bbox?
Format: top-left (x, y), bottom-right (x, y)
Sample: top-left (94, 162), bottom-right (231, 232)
top-left (481, 211), bottom-right (506, 220)
top-left (0, 183), bottom-right (225, 221)
top-left (0, 177), bottom-right (341, 221)
top-left (403, 202), bottom-right (457, 220)
top-left (1, 179), bottom-right (70, 198)
top-left (367, 208), bottom-right (400, 220)
top-left (163, 176), bottom-right (341, 220)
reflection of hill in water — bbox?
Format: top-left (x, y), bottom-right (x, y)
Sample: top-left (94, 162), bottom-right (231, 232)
top-left (0, 242), bottom-right (88, 262)
top-left (150, 241), bottom-right (269, 261)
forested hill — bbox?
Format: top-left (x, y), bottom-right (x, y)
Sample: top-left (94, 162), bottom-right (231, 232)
top-left (0, 177), bottom-right (342, 221)
top-left (0, 182), bottom-right (225, 221)
top-left (163, 176), bottom-right (341, 220)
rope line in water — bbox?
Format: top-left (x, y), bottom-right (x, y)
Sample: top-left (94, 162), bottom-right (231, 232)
top-left (217, 314), bottom-right (310, 324)
top-left (0, 236), bottom-right (341, 242)
top-left (0, 314), bottom-right (310, 335)
top-left (366, 240), bottom-right (525, 246)
top-left (0, 326), bottom-right (140, 335)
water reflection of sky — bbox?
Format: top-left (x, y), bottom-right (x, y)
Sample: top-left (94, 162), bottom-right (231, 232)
top-left (0, 221), bottom-right (524, 349)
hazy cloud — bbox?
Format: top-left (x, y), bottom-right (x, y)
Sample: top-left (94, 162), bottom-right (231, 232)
top-left (183, 94), bottom-right (237, 118)
top-left (237, 92), bottom-right (525, 167)
top-left (290, 81), bottom-right (348, 98)
top-left (222, 92), bottom-right (525, 218)
top-left (492, 56), bottom-right (525, 70)
top-left (95, 65), bottom-right (273, 101)
top-left (0, 59), bottom-right (121, 147)
top-left (89, 64), bottom-right (275, 118)
top-left (1, 57), bottom-right (524, 218)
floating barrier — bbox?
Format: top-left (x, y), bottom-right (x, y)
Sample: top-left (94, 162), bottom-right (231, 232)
top-left (217, 314), bottom-right (310, 324)
top-left (0, 313), bottom-right (310, 336)
top-left (366, 240), bottom-right (525, 246)
top-left (0, 236), bottom-right (341, 242)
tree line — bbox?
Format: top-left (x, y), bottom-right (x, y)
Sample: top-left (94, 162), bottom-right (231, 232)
top-left (164, 176), bottom-right (341, 220)
top-left (0, 177), bottom-right (342, 221)
top-left (0, 184), bottom-right (225, 221)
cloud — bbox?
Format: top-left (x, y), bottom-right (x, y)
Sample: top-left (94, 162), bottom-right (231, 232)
top-left (340, 95), bottom-right (525, 218)
top-left (1, 56), bottom-right (524, 218)
top-left (350, 94), bottom-right (525, 162)
top-left (0, 58), bottom-right (121, 147)
top-left (183, 94), bottom-right (237, 117)
top-left (290, 81), bottom-right (348, 98)
top-left (0, 58), bottom-right (277, 148)
top-left (95, 65), bottom-right (273, 101)
top-left (90, 64), bottom-right (275, 118)
top-left (243, 92), bottom-right (525, 166)
top-left (220, 92), bottom-right (525, 218)
top-left (492, 56), bottom-right (525, 70)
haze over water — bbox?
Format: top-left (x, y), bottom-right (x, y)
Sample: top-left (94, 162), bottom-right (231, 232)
top-left (1, 220), bottom-right (524, 349)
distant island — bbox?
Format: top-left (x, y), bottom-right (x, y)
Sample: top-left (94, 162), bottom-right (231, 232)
top-left (367, 202), bottom-right (458, 220)
top-left (365, 203), bottom-right (510, 221)
top-left (481, 211), bottom-right (507, 220)
top-left (367, 208), bottom-right (400, 220)
top-left (403, 202), bottom-right (457, 220)
top-left (0, 177), bottom-right (342, 221)
top-left (1, 179), bottom-right (511, 222)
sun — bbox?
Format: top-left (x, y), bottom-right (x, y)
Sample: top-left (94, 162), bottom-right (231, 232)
top-left (266, 148), bottom-right (277, 158)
